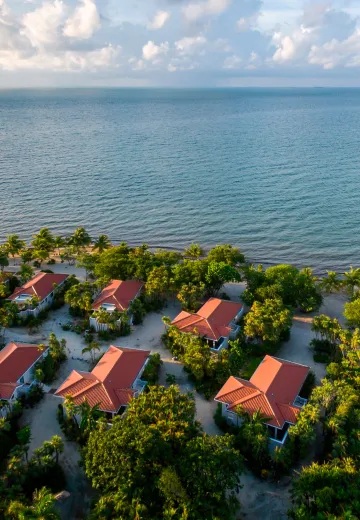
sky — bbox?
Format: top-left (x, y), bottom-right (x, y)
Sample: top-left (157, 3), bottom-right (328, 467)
top-left (1, 0), bottom-right (360, 87)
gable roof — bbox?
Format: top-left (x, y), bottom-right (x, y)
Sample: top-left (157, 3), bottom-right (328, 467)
top-left (55, 346), bottom-right (150, 412)
top-left (215, 356), bottom-right (309, 428)
top-left (92, 280), bottom-right (144, 312)
top-left (9, 272), bottom-right (68, 302)
top-left (0, 342), bottom-right (48, 398)
top-left (171, 298), bottom-right (243, 341)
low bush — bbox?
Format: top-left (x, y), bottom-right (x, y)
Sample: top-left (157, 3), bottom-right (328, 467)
top-left (98, 329), bottom-right (111, 341)
top-left (40, 269), bottom-right (54, 274)
top-left (313, 352), bottom-right (330, 363)
top-left (23, 461), bottom-right (66, 498)
top-left (142, 353), bottom-right (163, 384)
top-left (27, 384), bottom-right (44, 407)
top-left (47, 258), bottom-right (56, 265)
top-left (213, 402), bottom-right (237, 433)
top-left (300, 370), bottom-right (316, 399)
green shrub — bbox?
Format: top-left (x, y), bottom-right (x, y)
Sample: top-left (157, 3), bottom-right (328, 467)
top-left (300, 370), bottom-right (316, 399)
top-left (27, 384), bottom-right (44, 407)
top-left (142, 353), bottom-right (163, 384)
top-left (213, 402), bottom-right (233, 432)
top-left (23, 462), bottom-right (66, 498)
top-left (40, 269), bottom-right (54, 274)
top-left (313, 352), bottom-right (330, 363)
top-left (47, 258), bottom-right (56, 265)
top-left (98, 330), bottom-right (111, 341)
top-left (57, 404), bottom-right (64, 425)
top-left (61, 323), bottom-right (71, 331)
top-left (165, 373), bottom-right (176, 385)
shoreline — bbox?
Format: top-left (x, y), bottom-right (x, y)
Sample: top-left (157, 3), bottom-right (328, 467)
top-left (1, 231), bottom-right (357, 277)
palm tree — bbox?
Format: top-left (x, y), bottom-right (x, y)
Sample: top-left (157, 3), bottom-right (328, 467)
top-left (50, 435), bottom-right (64, 464)
top-left (18, 263), bottom-right (34, 284)
top-left (5, 235), bottom-right (26, 264)
top-left (30, 487), bottom-right (61, 520)
top-left (20, 249), bottom-right (33, 264)
top-left (16, 426), bottom-right (31, 462)
top-left (93, 234), bottom-right (111, 253)
top-left (82, 341), bottom-right (101, 364)
top-left (33, 248), bottom-right (50, 266)
top-left (0, 248), bottom-right (9, 271)
top-left (184, 243), bottom-right (204, 259)
top-left (54, 236), bottom-right (65, 256)
top-left (63, 395), bottom-right (76, 422)
top-left (69, 227), bottom-right (91, 248)
top-left (76, 400), bottom-right (102, 433)
top-left (343, 266), bottom-right (360, 298)
top-left (31, 228), bottom-right (55, 253)
top-left (320, 270), bottom-right (341, 294)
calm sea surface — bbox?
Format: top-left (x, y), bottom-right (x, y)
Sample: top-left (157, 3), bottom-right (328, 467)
top-left (0, 88), bottom-right (359, 272)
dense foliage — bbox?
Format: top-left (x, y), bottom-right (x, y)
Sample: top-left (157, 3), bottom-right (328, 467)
top-left (289, 325), bottom-right (360, 519)
top-left (0, 405), bottom-right (64, 519)
top-left (242, 264), bottom-right (323, 312)
top-left (164, 324), bottom-right (245, 397)
top-left (244, 297), bottom-right (293, 347)
top-left (84, 386), bottom-right (242, 520)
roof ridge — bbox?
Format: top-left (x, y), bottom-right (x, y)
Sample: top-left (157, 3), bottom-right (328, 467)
top-left (231, 388), bottom-right (262, 407)
top-left (217, 379), bottom-right (255, 401)
top-left (112, 290), bottom-right (125, 311)
top-left (71, 379), bottom-right (100, 399)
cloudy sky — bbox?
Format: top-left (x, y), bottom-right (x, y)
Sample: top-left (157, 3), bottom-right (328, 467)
top-left (1, 0), bottom-right (360, 87)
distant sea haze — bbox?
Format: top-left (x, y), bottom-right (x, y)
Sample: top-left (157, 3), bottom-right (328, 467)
top-left (1, 87), bottom-right (360, 274)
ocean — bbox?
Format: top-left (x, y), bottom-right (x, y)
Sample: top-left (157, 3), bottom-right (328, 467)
top-left (0, 88), bottom-right (359, 273)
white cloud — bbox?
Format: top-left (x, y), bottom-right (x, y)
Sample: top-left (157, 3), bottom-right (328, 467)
top-left (223, 54), bottom-right (241, 69)
top-left (168, 58), bottom-right (197, 72)
top-left (142, 40), bottom-right (169, 61)
top-left (0, 44), bottom-right (120, 71)
top-left (183, 0), bottom-right (231, 23)
top-left (63, 0), bottom-right (100, 40)
top-left (237, 12), bottom-right (260, 33)
top-left (175, 36), bottom-right (207, 55)
top-left (148, 10), bottom-right (170, 30)
top-left (308, 29), bottom-right (360, 69)
top-left (272, 26), bottom-right (313, 63)
top-left (22, 0), bottom-right (67, 47)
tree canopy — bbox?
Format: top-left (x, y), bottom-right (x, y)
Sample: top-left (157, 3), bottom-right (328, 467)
top-left (84, 386), bottom-right (242, 520)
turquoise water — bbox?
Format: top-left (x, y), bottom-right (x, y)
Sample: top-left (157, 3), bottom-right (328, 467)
top-left (0, 88), bottom-right (359, 272)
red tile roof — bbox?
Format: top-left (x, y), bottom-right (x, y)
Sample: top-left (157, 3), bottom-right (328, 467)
top-left (0, 342), bottom-right (48, 399)
top-left (215, 355), bottom-right (309, 428)
top-left (0, 383), bottom-right (20, 400)
top-left (171, 298), bottom-right (243, 341)
top-left (55, 346), bottom-right (150, 412)
top-left (92, 280), bottom-right (144, 312)
top-left (9, 272), bottom-right (69, 302)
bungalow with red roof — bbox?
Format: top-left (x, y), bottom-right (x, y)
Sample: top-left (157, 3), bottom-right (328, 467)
top-left (8, 272), bottom-right (69, 318)
top-left (215, 355), bottom-right (309, 448)
top-left (55, 345), bottom-right (150, 418)
top-left (171, 297), bottom-right (243, 352)
top-left (89, 279), bottom-right (144, 331)
top-left (0, 342), bottom-right (49, 417)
